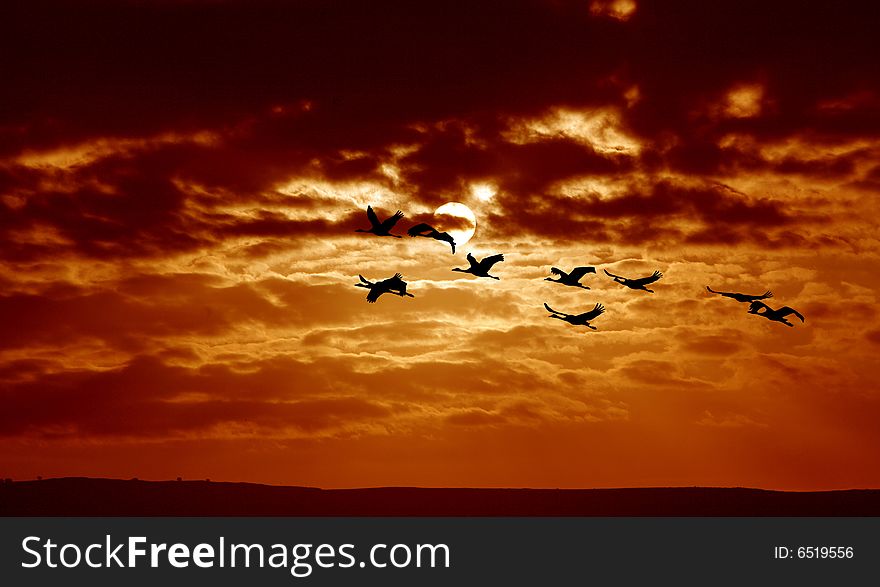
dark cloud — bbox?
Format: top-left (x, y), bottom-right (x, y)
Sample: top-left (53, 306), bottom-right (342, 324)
top-left (485, 179), bottom-right (802, 246)
top-left (625, 1), bottom-right (880, 140)
top-left (3, 0), bottom-right (876, 157)
top-left (0, 350), bottom-right (555, 438)
top-left (0, 355), bottom-right (399, 437)
top-left (0, 276), bottom-right (371, 352)
top-left (400, 127), bottom-right (630, 201)
top-left (677, 332), bottom-right (744, 356)
top-left (3, 0), bottom-right (875, 262)
top-left (0, 0), bottom-right (624, 154)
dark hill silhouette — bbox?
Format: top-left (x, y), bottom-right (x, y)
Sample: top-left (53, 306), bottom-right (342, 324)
top-left (2, 478), bottom-right (879, 516)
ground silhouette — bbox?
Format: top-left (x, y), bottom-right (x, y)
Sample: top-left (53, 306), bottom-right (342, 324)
top-left (2, 478), bottom-right (879, 516)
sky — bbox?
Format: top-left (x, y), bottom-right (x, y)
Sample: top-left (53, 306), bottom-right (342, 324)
top-left (1, 0), bottom-right (879, 489)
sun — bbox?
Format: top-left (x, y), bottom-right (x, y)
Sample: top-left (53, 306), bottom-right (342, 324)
top-left (433, 202), bottom-right (477, 247)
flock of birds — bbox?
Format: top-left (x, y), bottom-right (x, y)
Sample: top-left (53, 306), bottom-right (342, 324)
top-left (354, 206), bottom-right (806, 329)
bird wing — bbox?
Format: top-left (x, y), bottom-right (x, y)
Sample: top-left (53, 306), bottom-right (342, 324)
top-left (549, 267), bottom-right (566, 277)
top-left (466, 252), bottom-right (479, 269)
top-left (748, 300), bottom-right (770, 312)
top-left (631, 271), bottom-right (663, 286)
top-left (358, 275), bottom-right (372, 285)
top-left (576, 303), bottom-right (605, 321)
top-left (375, 274), bottom-right (404, 290)
top-left (543, 302), bottom-right (565, 316)
top-left (604, 269), bottom-right (625, 280)
top-left (479, 253), bottom-right (505, 270)
top-left (366, 287), bottom-right (383, 303)
top-left (778, 307), bottom-right (805, 322)
top-left (742, 290), bottom-right (773, 302)
top-left (387, 274), bottom-right (407, 294)
top-left (407, 222), bottom-right (432, 236)
top-left (366, 205), bottom-right (380, 228)
top-left (437, 232), bottom-right (456, 253)
top-left (381, 210), bottom-right (404, 231)
top-left (568, 266), bottom-right (596, 280)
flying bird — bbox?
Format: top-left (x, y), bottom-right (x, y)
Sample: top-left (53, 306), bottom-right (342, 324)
top-left (407, 222), bottom-right (456, 253)
top-left (604, 269), bottom-right (664, 293)
top-left (355, 205), bottom-right (404, 237)
top-left (747, 301), bottom-right (805, 327)
top-left (544, 302), bottom-right (605, 330)
top-left (706, 286), bottom-right (773, 303)
top-left (354, 273), bottom-right (415, 303)
top-left (545, 266), bottom-right (596, 289)
top-left (452, 253), bottom-right (504, 279)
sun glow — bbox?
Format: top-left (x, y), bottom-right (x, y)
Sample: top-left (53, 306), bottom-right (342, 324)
top-left (589, 0), bottom-right (637, 21)
top-left (471, 183), bottom-right (497, 202)
top-left (723, 84), bottom-right (764, 118)
top-left (434, 202), bottom-right (477, 247)
top-left (504, 107), bottom-right (642, 155)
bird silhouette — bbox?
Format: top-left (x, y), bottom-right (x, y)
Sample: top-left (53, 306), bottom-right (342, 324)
top-left (604, 269), bottom-right (663, 293)
top-left (544, 302), bottom-right (605, 330)
top-left (354, 273), bottom-right (415, 303)
top-left (355, 205), bottom-right (404, 237)
top-left (747, 301), bottom-right (805, 327)
top-left (545, 266), bottom-right (596, 289)
top-left (706, 286), bottom-right (773, 303)
top-left (452, 253), bottom-right (504, 279)
top-left (407, 222), bottom-right (456, 253)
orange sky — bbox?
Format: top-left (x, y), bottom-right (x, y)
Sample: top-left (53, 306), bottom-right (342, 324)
top-left (1, 0), bottom-right (879, 489)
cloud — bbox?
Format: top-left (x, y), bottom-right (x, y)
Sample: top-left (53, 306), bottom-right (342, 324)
top-left (589, 0), bottom-right (637, 22)
top-left (697, 410), bottom-right (765, 428)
